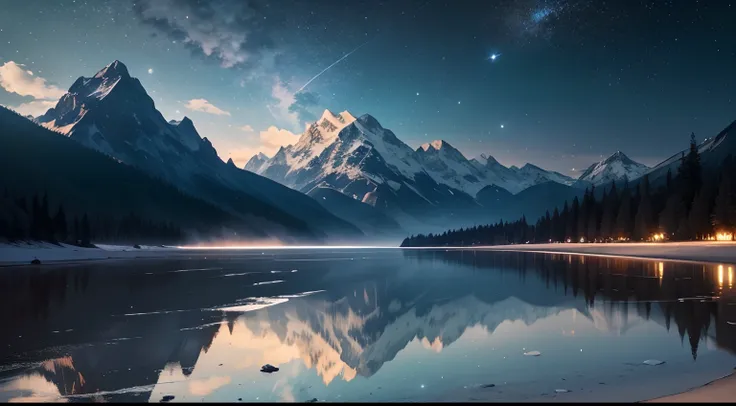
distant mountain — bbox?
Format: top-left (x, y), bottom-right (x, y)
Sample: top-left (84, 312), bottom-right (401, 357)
top-left (35, 60), bottom-right (363, 243)
top-left (306, 186), bottom-right (405, 242)
top-left (248, 110), bottom-right (579, 234)
top-left (0, 106), bottom-right (313, 243)
top-left (576, 151), bottom-right (649, 186)
top-left (645, 121), bottom-right (736, 186)
top-left (243, 152), bottom-right (269, 173)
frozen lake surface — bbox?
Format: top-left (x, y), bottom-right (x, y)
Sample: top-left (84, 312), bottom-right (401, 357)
top-left (1, 249), bottom-right (736, 402)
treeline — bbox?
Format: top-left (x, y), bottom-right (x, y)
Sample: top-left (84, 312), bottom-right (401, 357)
top-left (0, 189), bottom-right (185, 246)
top-left (402, 133), bottom-right (736, 247)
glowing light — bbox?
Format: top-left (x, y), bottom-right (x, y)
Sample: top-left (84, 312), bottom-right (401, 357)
top-left (579, 237), bottom-right (585, 243)
top-left (658, 262), bottom-right (664, 279)
top-left (651, 233), bottom-right (665, 242)
top-left (147, 68), bottom-right (153, 74)
top-left (718, 265), bottom-right (724, 287)
top-left (176, 245), bottom-right (396, 250)
top-left (488, 53), bottom-right (502, 62)
top-left (500, 124), bottom-right (505, 129)
top-left (729, 266), bottom-right (734, 287)
top-left (717, 231), bottom-right (733, 241)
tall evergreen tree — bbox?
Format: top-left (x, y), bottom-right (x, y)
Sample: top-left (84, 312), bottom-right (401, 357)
top-left (53, 205), bottom-right (68, 243)
top-left (634, 175), bottom-right (653, 240)
top-left (30, 194), bottom-right (41, 240)
top-left (600, 183), bottom-right (618, 240)
top-left (568, 197), bottom-right (580, 241)
top-left (713, 168), bottom-right (735, 232)
top-left (678, 132), bottom-right (702, 211)
top-left (616, 184), bottom-right (633, 239)
top-left (551, 208), bottom-right (561, 242)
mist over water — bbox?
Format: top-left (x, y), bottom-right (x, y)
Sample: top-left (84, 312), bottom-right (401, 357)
top-left (1, 249), bottom-right (735, 402)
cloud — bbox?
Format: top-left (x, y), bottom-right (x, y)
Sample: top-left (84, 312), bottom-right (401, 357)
top-left (0, 61), bottom-right (65, 100)
top-left (184, 99), bottom-right (231, 116)
top-left (226, 125), bottom-right (298, 167)
top-left (239, 124), bottom-right (254, 132)
top-left (288, 91), bottom-right (320, 123)
top-left (188, 376), bottom-right (231, 396)
top-left (267, 79), bottom-right (319, 131)
top-left (133, 0), bottom-right (279, 69)
top-left (259, 126), bottom-right (298, 152)
top-left (4, 100), bottom-right (56, 117)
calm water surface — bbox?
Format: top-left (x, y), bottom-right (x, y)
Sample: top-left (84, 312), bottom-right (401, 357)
top-left (1, 249), bottom-right (736, 402)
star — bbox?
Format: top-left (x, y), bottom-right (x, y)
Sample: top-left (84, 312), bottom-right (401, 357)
top-left (457, 101), bottom-right (461, 105)
top-left (148, 68), bottom-right (154, 74)
top-left (500, 124), bottom-right (505, 129)
top-left (488, 53), bottom-right (501, 62)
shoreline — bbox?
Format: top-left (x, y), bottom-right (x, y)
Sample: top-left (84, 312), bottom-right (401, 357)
top-left (0, 242), bottom-right (181, 267)
top-left (413, 241), bottom-right (736, 265)
top-left (641, 372), bottom-right (736, 403)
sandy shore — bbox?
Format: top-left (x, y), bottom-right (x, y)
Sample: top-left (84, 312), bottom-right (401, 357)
top-left (643, 372), bottom-right (736, 403)
top-left (473, 241), bottom-right (736, 265)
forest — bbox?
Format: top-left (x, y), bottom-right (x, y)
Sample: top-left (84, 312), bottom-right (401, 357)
top-left (0, 189), bottom-right (185, 246)
top-left (402, 134), bottom-right (736, 247)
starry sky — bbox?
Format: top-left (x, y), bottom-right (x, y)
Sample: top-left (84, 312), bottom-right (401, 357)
top-left (1, 0), bottom-right (735, 175)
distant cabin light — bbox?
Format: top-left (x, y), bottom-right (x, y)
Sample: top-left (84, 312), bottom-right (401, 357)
top-left (650, 233), bottom-right (665, 242)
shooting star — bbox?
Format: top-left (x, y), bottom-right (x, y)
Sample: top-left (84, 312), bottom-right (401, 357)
top-left (296, 40), bottom-right (372, 94)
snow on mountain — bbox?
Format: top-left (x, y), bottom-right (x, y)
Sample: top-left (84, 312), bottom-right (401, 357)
top-left (251, 114), bottom-right (577, 199)
top-left (35, 60), bottom-right (363, 242)
top-left (243, 152), bottom-right (270, 173)
top-left (415, 140), bottom-right (488, 196)
top-left (645, 121), bottom-right (736, 184)
top-left (577, 151), bottom-right (649, 186)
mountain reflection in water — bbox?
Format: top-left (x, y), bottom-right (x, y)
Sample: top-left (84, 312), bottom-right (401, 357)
top-left (1, 249), bottom-right (735, 402)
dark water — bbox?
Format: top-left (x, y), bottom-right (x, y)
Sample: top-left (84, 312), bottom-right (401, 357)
top-left (1, 249), bottom-right (736, 403)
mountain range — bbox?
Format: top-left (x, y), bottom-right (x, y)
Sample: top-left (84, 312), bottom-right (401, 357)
top-left (30, 60), bottom-right (364, 244)
top-left (245, 108), bottom-right (656, 235)
top-left (3, 59), bottom-right (735, 243)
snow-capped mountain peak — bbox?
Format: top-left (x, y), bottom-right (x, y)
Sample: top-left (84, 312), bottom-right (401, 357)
top-left (577, 151), bottom-right (649, 185)
top-left (93, 60), bottom-right (130, 80)
top-left (244, 152), bottom-right (271, 172)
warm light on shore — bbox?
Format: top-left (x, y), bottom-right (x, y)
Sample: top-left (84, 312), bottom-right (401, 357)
top-left (704, 231), bottom-right (734, 241)
top-left (650, 233), bottom-right (665, 242)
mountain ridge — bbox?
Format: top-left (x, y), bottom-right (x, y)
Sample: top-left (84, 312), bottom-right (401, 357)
top-left (34, 60), bottom-right (364, 243)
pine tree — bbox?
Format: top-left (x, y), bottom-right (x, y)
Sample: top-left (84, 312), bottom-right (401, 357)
top-left (689, 188), bottom-right (712, 239)
top-left (30, 194), bottom-right (41, 240)
top-left (73, 216), bottom-right (80, 245)
top-left (569, 197), bottom-right (580, 241)
top-left (578, 189), bottom-right (590, 241)
top-left (678, 132), bottom-right (702, 211)
top-left (53, 205), bottom-right (68, 243)
top-left (81, 214), bottom-right (92, 247)
top-left (615, 182), bottom-right (633, 239)
top-left (713, 169), bottom-right (735, 232)
top-left (551, 208), bottom-right (561, 242)
top-left (41, 192), bottom-right (52, 241)
top-left (600, 183), bottom-right (618, 240)
top-left (634, 175), bottom-right (653, 240)
top-left (660, 193), bottom-right (683, 237)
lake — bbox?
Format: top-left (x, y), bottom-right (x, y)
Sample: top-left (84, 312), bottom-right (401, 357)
top-left (1, 249), bottom-right (735, 402)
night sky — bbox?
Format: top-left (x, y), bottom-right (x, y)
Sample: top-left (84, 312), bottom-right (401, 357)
top-left (1, 0), bottom-right (735, 175)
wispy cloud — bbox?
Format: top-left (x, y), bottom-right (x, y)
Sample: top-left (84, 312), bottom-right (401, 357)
top-left (3, 100), bottom-right (56, 117)
top-left (185, 99), bottom-right (231, 116)
top-left (239, 124), bottom-right (254, 132)
top-left (133, 0), bottom-right (278, 69)
top-left (267, 78), bottom-right (319, 132)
